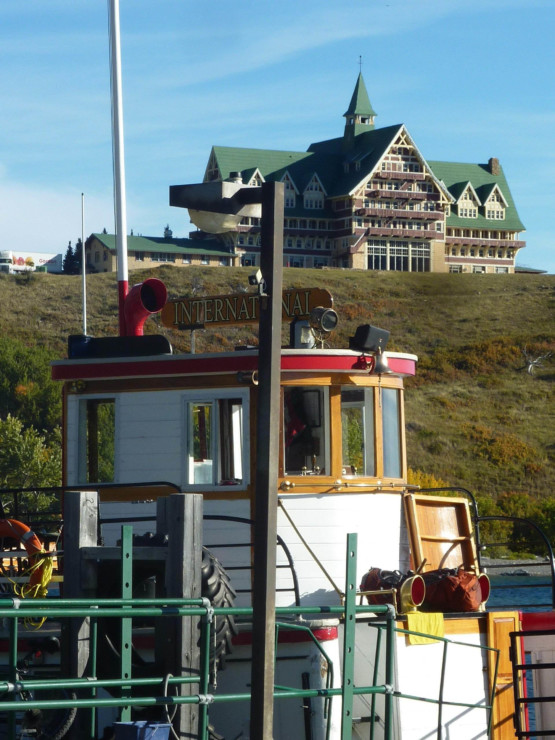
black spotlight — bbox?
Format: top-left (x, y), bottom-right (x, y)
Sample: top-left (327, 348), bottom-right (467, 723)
top-left (310, 306), bottom-right (338, 334)
top-left (349, 325), bottom-right (390, 353)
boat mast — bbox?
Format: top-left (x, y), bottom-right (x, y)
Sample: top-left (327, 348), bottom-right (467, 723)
top-left (107, 0), bottom-right (129, 336)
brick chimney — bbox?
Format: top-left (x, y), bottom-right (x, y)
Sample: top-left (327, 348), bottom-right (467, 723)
top-left (488, 157), bottom-right (500, 175)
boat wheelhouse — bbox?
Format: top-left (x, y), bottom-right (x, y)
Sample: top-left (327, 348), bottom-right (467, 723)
top-left (46, 280), bottom-right (546, 739)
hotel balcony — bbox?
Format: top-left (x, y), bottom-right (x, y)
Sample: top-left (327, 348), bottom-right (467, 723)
top-left (374, 170), bottom-right (426, 180)
top-left (446, 235), bottom-right (526, 249)
top-left (362, 207), bottom-right (442, 220)
top-left (366, 189), bottom-right (430, 201)
top-left (366, 226), bottom-right (441, 239)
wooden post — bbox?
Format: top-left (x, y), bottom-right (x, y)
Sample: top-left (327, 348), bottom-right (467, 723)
top-left (62, 490), bottom-right (99, 739)
top-left (159, 493), bottom-right (203, 739)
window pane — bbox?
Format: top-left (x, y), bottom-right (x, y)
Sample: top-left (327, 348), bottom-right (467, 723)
top-left (283, 387), bottom-right (327, 475)
top-left (188, 397), bottom-right (245, 486)
top-left (218, 398), bottom-right (243, 483)
top-left (341, 388), bottom-right (375, 476)
top-left (190, 403), bottom-right (213, 484)
top-left (382, 388), bottom-right (401, 478)
top-left (79, 399), bottom-right (115, 483)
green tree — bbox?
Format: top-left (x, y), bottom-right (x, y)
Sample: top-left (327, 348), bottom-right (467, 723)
top-left (62, 240), bottom-right (81, 274)
top-left (0, 415), bottom-right (61, 492)
top-left (0, 336), bottom-right (61, 436)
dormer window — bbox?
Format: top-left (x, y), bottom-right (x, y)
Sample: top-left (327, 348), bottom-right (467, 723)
top-left (485, 188), bottom-right (507, 220)
top-left (283, 173), bottom-right (297, 209)
top-left (458, 188), bottom-right (478, 218)
top-left (304, 175), bottom-right (325, 210)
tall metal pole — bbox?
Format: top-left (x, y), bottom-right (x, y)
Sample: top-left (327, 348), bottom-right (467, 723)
top-left (81, 193), bottom-right (87, 336)
top-left (249, 180), bottom-right (284, 738)
top-left (107, 0), bottom-right (129, 336)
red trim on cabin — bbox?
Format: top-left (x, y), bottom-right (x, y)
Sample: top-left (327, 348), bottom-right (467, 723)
top-left (521, 611), bottom-right (555, 631)
top-left (232, 625), bottom-right (338, 646)
top-left (51, 353), bottom-right (416, 381)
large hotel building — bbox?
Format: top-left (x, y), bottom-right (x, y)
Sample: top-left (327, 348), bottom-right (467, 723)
top-left (87, 74), bottom-right (525, 274)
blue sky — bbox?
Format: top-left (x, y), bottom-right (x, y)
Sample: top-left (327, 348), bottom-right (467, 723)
top-left (1, 0), bottom-right (554, 272)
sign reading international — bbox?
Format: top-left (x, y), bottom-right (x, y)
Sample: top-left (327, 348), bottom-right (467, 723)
top-left (160, 288), bottom-right (333, 330)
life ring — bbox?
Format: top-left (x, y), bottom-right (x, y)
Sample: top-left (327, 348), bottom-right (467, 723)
top-left (0, 518), bottom-right (51, 597)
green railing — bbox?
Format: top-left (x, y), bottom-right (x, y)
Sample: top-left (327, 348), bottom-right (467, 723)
top-left (0, 532), bottom-right (499, 740)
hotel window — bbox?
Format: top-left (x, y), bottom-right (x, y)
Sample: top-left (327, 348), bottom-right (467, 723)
top-left (183, 256), bottom-right (191, 264)
top-left (286, 238), bottom-right (293, 248)
top-left (411, 243), bottom-right (430, 272)
top-left (201, 257), bottom-right (209, 265)
top-left (135, 252), bottom-right (144, 262)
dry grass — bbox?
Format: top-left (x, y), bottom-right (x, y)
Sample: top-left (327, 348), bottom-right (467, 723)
top-left (1, 266), bottom-right (553, 502)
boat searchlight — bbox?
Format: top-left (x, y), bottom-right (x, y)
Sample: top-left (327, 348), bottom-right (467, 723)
top-left (349, 324), bottom-right (393, 375)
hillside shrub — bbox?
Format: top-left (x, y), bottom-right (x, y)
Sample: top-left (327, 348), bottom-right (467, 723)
top-left (0, 336), bottom-right (61, 436)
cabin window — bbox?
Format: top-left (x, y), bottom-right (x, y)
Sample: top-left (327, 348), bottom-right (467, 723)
top-left (381, 388), bottom-right (402, 478)
top-left (341, 388), bottom-right (375, 477)
top-left (78, 398), bottom-right (115, 483)
top-left (283, 387), bottom-right (328, 475)
top-left (185, 392), bottom-right (247, 487)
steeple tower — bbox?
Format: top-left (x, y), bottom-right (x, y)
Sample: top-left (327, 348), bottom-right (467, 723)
top-left (343, 73), bottom-right (377, 148)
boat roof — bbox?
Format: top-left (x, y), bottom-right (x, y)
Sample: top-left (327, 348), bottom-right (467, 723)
top-left (51, 348), bottom-right (417, 382)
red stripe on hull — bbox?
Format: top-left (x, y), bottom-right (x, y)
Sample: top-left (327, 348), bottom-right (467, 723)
top-left (232, 625), bottom-right (338, 646)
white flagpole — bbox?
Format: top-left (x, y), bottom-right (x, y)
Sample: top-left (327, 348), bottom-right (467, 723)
top-left (81, 192), bottom-right (87, 336)
top-left (107, 0), bottom-right (129, 335)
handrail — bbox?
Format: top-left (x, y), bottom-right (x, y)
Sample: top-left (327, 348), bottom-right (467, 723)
top-left (416, 486), bottom-right (555, 610)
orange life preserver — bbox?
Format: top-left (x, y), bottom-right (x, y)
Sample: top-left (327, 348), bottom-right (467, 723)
top-left (0, 518), bottom-right (50, 597)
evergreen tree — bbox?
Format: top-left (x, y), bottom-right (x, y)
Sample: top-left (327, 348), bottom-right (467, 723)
top-left (74, 239), bottom-right (83, 273)
top-left (62, 241), bottom-right (75, 274)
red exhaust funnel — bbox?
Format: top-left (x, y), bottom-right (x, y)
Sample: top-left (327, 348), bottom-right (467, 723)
top-left (123, 278), bottom-right (167, 336)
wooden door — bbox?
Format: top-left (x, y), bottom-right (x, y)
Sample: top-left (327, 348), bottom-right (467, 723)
top-left (487, 611), bottom-right (522, 740)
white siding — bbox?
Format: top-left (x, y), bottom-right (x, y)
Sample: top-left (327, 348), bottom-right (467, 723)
top-left (117, 392), bottom-right (182, 484)
top-left (276, 493), bottom-right (409, 607)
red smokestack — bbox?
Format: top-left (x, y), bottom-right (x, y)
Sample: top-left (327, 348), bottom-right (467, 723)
top-left (123, 278), bottom-right (167, 336)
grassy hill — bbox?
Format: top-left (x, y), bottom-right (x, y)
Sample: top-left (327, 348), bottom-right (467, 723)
top-left (1, 266), bottom-right (553, 510)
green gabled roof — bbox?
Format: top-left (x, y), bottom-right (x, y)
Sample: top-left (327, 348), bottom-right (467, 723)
top-left (91, 233), bottom-right (232, 257)
top-left (210, 124), bottom-right (405, 205)
top-left (344, 73), bottom-right (376, 118)
top-left (428, 161), bottom-right (525, 231)
top-left (211, 146), bottom-right (313, 183)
